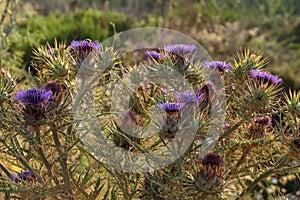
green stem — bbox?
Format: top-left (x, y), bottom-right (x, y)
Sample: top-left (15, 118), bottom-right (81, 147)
top-left (0, 161), bottom-right (12, 178)
top-left (51, 125), bottom-right (74, 199)
top-left (35, 128), bottom-right (59, 185)
top-left (226, 145), bottom-right (252, 179)
top-left (10, 137), bottom-right (44, 183)
top-left (0, 0), bottom-right (11, 24)
top-left (279, 163), bottom-right (300, 173)
top-left (35, 129), bottom-right (51, 170)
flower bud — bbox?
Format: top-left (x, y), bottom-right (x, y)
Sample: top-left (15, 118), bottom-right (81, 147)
top-left (194, 153), bottom-right (225, 191)
top-left (247, 116), bottom-right (272, 139)
top-left (157, 102), bottom-right (184, 138)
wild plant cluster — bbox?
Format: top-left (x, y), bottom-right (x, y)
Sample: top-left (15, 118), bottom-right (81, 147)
top-left (0, 39), bottom-right (299, 200)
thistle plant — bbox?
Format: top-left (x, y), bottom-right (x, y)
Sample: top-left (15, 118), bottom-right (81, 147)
top-left (0, 33), bottom-right (299, 200)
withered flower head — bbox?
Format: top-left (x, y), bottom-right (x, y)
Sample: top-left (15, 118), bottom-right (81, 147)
top-left (194, 152), bottom-right (225, 191)
top-left (197, 81), bottom-right (217, 102)
top-left (247, 116), bottom-right (272, 139)
top-left (253, 116), bottom-right (272, 127)
top-left (42, 81), bottom-right (62, 95)
top-left (202, 152), bottom-right (224, 167)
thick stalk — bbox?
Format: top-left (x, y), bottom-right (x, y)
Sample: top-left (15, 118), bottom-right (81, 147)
top-left (35, 128), bottom-right (59, 185)
top-left (51, 125), bottom-right (74, 199)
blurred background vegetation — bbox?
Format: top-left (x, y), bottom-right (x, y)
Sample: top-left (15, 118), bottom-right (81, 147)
top-left (1, 0), bottom-right (300, 89)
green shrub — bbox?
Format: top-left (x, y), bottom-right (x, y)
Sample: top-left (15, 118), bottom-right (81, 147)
top-left (9, 9), bottom-right (135, 69)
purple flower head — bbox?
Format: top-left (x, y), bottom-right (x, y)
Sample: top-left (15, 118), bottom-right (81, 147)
top-left (17, 170), bottom-right (34, 180)
top-left (158, 102), bottom-right (184, 112)
top-left (224, 121), bottom-right (230, 130)
top-left (10, 174), bottom-right (19, 183)
top-left (203, 61), bottom-right (232, 72)
top-left (297, 121), bottom-right (300, 130)
top-left (70, 39), bottom-right (102, 51)
top-left (145, 50), bottom-right (163, 59)
top-left (202, 152), bottom-right (224, 167)
top-left (15, 87), bottom-right (53, 105)
top-left (175, 91), bottom-right (204, 103)
top-left (164, 44), bottom-right (197, 54)
top-left (253, 116), bottom-right (272, 127)
top-left (250, 69), bottom-right (282, 84)
top-left (10, 170), bottom-right (35, 183)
